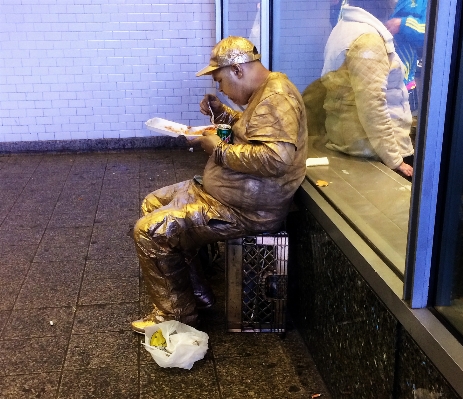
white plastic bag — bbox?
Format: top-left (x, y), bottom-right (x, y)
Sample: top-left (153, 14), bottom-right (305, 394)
top-left (143, 320), bottom-right (209, 370)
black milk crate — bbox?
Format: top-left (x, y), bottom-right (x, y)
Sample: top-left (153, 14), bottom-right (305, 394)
top-left (225, 231), bottom-right (288, 333)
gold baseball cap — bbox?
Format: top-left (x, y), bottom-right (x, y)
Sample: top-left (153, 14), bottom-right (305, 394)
top-left (196, 36), bottom-right (261, 77)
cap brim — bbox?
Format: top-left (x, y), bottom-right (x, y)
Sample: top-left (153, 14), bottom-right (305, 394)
top-left (196, 65), bottom-right (220, 77)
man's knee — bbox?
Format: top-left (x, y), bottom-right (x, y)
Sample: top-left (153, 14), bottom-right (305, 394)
top-left (133, 217), bottom-right (147, 249)
top-left (134, 213), bottom-right (178, 255)
top-left (141, 194), bottom-right (163, 215)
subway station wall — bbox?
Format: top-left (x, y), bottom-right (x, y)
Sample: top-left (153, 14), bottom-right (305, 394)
top-left (0, 0), bottom-right (331, 145)
top-left (274, 0), bottom-right (331, 91)
top-left (0, 0), bottom-right (217, 143)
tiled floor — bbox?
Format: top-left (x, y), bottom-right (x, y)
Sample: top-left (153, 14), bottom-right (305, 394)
top-left (0, 148), bottom-right (331, 399)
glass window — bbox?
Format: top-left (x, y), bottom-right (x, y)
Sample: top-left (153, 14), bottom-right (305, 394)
top-left (272, 0), bottom-right (428, 277)
top-left (433, 26), bottom-right (463, 335)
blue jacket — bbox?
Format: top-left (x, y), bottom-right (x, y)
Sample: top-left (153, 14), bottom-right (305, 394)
top-left (390, 0), bottom-right (427, 84)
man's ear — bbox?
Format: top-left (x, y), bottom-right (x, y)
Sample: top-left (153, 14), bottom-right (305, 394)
top-left (231, 64), bottom-right (243, 78)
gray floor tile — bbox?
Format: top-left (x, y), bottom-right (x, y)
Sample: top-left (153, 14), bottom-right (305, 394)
top-left (72, 303), bottom-right (140, 334)
top-left (0, 254), bottom-right (32, 280)
top-left (60, 181), bottom-right (103, 193)
top-left (20, 186), bottom-right (63, 200)
top-left (39, 226), bottom-right (93, 248)
top-left (102, 178), bottom-right (140, 191)
top-left (87, 242), bottom-right (135, 260)
top-left (97, 198), bottom-right (139, 213)
top-left (58, 366), bottom-right (138, 399)
top-left (78, 277), bottom-right (139, 305)
top-left (48, 213), bottom-right (96, 228)
top-left (28, 259), bottom-right (85, 276)
top-left (0, 275), bottom-right (26, 311)
top-left (1, 213), bottom-right (50, 230)
top-left (140, 360), bottom-right (221, 399)
top-left (0, 177), bottom-right (31, 190)
top-left (94, 214), bottom-right (139, 227)
top-left (0, 226), bottom-right (45, 247)
top-left (84, 257), bottom-right (139, 280)
top-left (209, 330), bottom-right (287, 359)
top-left (0, 372), bottom-right (60, 399)
top-left (88, 224), bottom-right (136, 259)
top-left (215, 355), bottom-right (313, 399)
top-left (0, 336), bottom-right (68, 375)
top-left (14, 261), bottom-right (84, 309)
top-left (34, 244), bottom-right (89, 263)
top-left (0, 245), bottom-right (37, 263)
top-left (64, 331), bottom-right (138, 370)
top-left (2, 307), bottom-right (74, 339)
top-left (0, 310), bottom-right (10, 336)
top-left (53, 203), bottom-right (99, 217)
top-left (9, 202), bottom-right (56, 215)
top-left (95, 209), bottom-right (139, 223)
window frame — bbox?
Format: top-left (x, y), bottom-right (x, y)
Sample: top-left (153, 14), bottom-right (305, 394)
top-left (217, 0), bottom-right (271, 69)
top-left (404, 0), bottom-right (459, 308)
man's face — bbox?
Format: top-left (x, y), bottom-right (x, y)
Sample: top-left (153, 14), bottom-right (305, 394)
top-left (212, 66), bottom-right (248, 106)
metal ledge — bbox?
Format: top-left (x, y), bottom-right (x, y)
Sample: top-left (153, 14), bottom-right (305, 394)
top-left (296, 180), bottom-right (463, 396)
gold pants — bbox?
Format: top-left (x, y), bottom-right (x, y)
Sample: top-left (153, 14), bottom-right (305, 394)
top-left (133, 179), bottom-right (248, 324)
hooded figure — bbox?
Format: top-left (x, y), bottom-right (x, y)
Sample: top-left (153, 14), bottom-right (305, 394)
top-left (321, 0), bottom-right (415, 179)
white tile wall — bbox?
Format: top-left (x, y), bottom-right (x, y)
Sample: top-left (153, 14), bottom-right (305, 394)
top-left (274, 0), bottom-right (332, 91)
top-left (0, 0), bottom-right (334, 144)
top-left (0, 0), bottom-right (217, 143)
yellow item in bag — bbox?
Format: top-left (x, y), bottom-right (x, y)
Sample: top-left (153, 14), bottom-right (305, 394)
top-left (150, 329), bottom-right (167, 348)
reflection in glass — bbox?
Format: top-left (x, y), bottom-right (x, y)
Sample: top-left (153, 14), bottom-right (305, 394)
top-left (226, 1), bottom-right (261, 52)
top-left (434, 28), bottom-right (463, 334)
top-left (434, 179), bottom-right (463, 335)
top-left (271, 0), bottom-right (428, 274)
top-left (318, 0), bottom-right (420, 180)
top-left (387, 0), bottom-right (427, 154)
top-left (219, 0), bottom-right (262, 109)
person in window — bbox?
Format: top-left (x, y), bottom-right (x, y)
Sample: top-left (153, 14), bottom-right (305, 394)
top-left (385, 0), bottom-right (427, 114)
top-left (321, 0), bottom-right (414, 178)
top-left (131, 36), bottom-right (308, 333)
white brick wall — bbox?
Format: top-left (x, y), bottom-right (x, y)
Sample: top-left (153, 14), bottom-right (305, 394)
top-left (0, 0), bottom-right (333, 144)
top-left (274, 0), bottom-right (332, 91)
top-left (0, 0), bottom-right (217, 143)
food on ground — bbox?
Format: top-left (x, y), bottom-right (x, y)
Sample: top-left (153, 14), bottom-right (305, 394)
top-left (150, 329), bottom-right (167, 348)
top-left (316, 180), bottom-right (329, 187)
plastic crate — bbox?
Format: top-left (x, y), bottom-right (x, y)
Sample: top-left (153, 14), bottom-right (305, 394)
top-left (225, 231), bottom-right (288, 332)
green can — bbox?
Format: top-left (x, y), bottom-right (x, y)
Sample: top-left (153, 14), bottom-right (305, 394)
top-left (216, 124), bottom-right (232, 144)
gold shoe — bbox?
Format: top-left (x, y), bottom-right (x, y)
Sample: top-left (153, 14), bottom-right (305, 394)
top-left (131, 307), bottom-right (166, 334)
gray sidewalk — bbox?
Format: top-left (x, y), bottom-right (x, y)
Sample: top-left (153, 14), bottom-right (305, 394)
top-left (0, 148), bottom-right (331, 399)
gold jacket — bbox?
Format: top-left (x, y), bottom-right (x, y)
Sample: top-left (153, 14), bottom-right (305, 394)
top-left (203, 72), bottom-right (308, 232)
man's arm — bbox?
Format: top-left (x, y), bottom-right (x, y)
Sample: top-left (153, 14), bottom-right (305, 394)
top-left (214, 141), bottom-right (296, 177)
top-left (390, 0), bottom-right (427, 49)
top-left (199, 94), bottom-right (242, 126)
top-left (346, 33), bottom-right (404, 170)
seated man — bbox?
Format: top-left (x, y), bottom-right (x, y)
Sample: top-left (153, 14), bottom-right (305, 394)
top-left (131, 36), bottom-right (308, 333)
top-left (321, 0), bottom-right (414, 178)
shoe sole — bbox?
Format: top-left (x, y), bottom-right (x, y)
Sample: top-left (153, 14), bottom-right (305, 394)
top-left (131, 324), bottom-right (147, 334)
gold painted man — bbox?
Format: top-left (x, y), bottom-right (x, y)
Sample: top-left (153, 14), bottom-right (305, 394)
top-left (131, 36), bottom-right (308, 333)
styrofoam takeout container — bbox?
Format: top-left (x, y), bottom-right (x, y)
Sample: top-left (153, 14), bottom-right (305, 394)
top-left (145, 117), bottom-right (214, 140)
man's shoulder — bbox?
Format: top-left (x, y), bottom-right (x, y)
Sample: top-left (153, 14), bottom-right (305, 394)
top-left (260, 72), bottom-right (303, 103)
